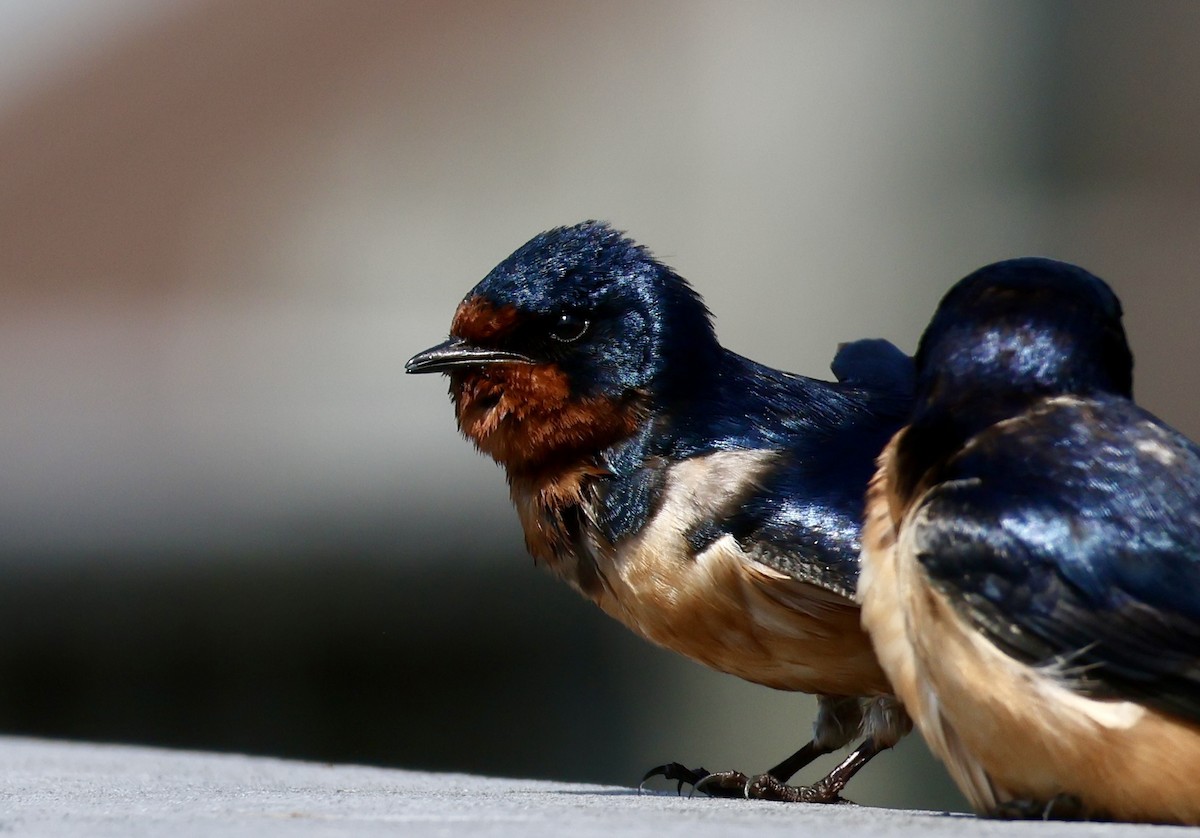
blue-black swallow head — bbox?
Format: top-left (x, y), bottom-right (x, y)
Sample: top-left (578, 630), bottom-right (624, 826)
top-left (914, 257), bottom-right (1133, 409)
top-left (406, 221), bottom-right (717, 469)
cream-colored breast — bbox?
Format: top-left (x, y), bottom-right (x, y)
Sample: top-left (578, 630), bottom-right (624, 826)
top-left (591, 449), bottom-right (889, 696)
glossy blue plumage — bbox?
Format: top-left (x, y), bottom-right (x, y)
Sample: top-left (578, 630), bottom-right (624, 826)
top-left (898, 258), bottom-right (1200, 723)
top-left (459, 221), bottom-right (912, 597)
top-left (409, 221), bottom-right (917, 801)
top-left (630, 348), bottom-right (905, 595)
top-left (468, 222), bottom-right (719, 402)
top-left (900, 258), bottom-right (1133, 482)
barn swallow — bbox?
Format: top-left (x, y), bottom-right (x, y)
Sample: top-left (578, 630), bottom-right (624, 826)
top-left (858, 257), bottom-right (1200, 824)
top-left (407, 221), bottom-right (913, 802)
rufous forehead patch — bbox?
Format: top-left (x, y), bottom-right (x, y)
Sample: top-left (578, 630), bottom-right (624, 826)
top-left (450, 295), bottom-right (521, 344)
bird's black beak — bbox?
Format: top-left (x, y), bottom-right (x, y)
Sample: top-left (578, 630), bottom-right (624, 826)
top-left (405, 338), bottom-right (535, 374)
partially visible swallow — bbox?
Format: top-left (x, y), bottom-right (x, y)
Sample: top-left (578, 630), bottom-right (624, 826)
top-left (407, 221), bottom-right (913, 802)
top-left (859, 257), bottom-right (1200, 823)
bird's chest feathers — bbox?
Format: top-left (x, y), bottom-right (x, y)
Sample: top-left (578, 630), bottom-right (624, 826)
top-left (516, 449), bottom-right (777, 643)
top-left (514, 448), bottom-right (882, 693)
top-left (508, 462), bottom-right (607, 593)
top-left (603, 449), bottom-right (779, 614)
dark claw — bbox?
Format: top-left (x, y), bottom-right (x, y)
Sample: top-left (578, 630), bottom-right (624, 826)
top-left (692, 770), bottom-right (755, 799)
top-left (639, 763), bottom-right (710, 795)
top-left (988, 794), bottom-right (1086, 821)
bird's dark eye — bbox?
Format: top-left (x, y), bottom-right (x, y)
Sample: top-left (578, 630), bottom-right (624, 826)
top-left (548, 312), bottom-right (589, 343)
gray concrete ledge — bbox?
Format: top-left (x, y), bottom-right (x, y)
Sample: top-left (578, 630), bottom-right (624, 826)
top-left (0, 736), bottom-right (1181, 836)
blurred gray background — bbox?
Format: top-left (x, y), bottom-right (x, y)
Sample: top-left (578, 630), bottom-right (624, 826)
top-left (3, 0), bottom-right (1199, 815)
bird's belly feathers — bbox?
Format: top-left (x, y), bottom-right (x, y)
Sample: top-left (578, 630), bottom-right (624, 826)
top-left (860, 464), bottom-right (1200, 824)
top-left (603, 532), bottom-right (886, 696)
top-left (588, 450), bottom-right (887, 696)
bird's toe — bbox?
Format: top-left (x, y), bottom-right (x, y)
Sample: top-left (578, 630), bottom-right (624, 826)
top-left (988, 794), bottom-right (1086, 821)
top-left (691, 770), bottom-right (754, 798)
top-left (743, 773), bottom-right (852, 804)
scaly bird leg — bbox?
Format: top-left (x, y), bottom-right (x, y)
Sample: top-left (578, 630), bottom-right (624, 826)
top-left (708, 737), bottom-right (882, 804)
top-left (639, 740), bottom-right (829, 798)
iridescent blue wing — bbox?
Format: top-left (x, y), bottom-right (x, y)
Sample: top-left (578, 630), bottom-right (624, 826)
top-left (911, 395), bottom-right (1200, 723)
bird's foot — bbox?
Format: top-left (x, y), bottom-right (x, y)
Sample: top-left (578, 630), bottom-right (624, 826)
top-left (988, 794), bottom-right (1086, 821)
top-left (734, 772), bottom-right (851, 804)
top-left (640, 764), bottom-right (773, 799)
top-left (640, 763), bottom-right (852, 804)
top-left (690, 770), bottom-right (756, 798)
